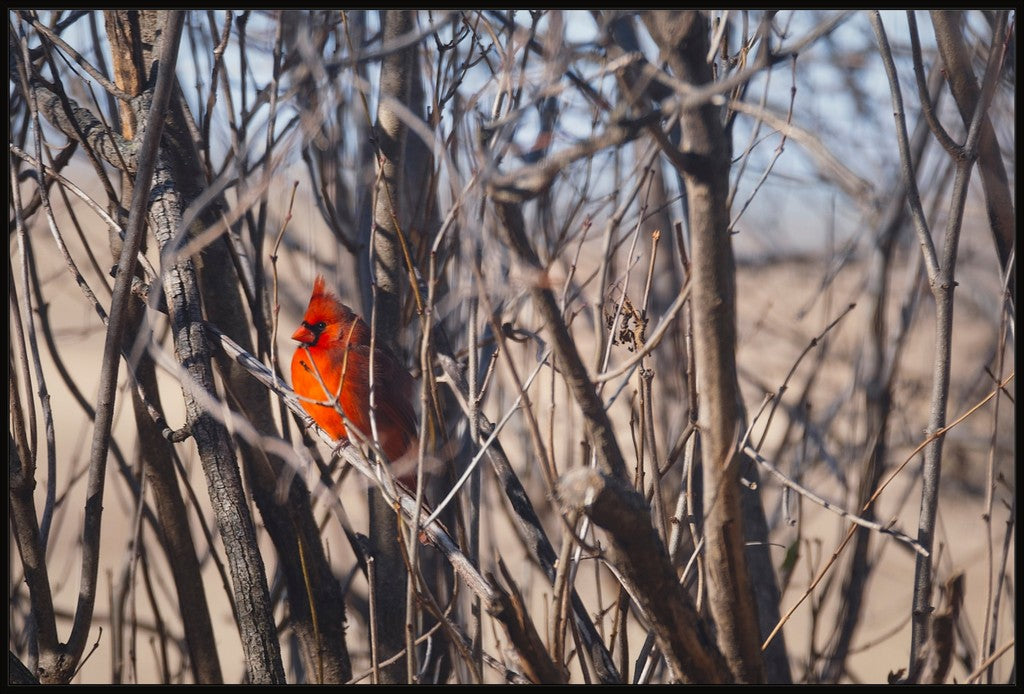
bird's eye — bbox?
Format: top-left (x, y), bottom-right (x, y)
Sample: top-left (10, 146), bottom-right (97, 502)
top-left (314, 321), bottom-right (327, 332)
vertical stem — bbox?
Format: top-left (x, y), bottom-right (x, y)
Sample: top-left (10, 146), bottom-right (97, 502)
top-left (909, 160), bottom-right (971, 678)
top-left (904, 9), bottom-right (1005, 678)
top-left (467, 265), bottom-right (483, 673)
top-left (367, 10), bottom-right (416, 683)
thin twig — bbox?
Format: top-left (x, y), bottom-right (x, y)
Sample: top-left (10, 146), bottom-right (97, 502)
top-left (8, 144), bottom-right (158, 283)
top-left (269, 180), bottom-right (300, 379)
top-left (965, 638), bottom-right (1014, 684)
top-left (762, 372), bottom-right (1015, 653)
top-left (424, 348), bottom-right (551, 527)
top-left (19, 11), bottom-right (132, 101)
top-left (905, 11), bottom-right (961, 157)
top-left (743, 445), bottom-right (927, 556)
top-left (753, 302), bottom-right (856, 452)
top-left (869, 11), bottom-right (940, 280)
top-left (867, 373), bottom-right (1014, 512)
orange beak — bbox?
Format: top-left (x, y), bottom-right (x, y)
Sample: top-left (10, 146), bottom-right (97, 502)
top-left (291, 324), bottom-right (315, 344)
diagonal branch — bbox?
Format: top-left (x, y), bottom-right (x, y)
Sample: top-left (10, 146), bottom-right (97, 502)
top-left (202, 320), bottom-right (571, 684)
top-left (743, 446), bottom-right (928, 556)
top-left (489, 200), bottom-right (629, 481)
top-left (555, 467), bottom-right (728, 683)
top-left (435, 351), bottom-right (622, 683)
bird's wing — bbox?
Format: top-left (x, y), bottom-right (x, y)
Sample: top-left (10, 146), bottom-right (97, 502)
top-left (347, 343), bottom-right (418, 442)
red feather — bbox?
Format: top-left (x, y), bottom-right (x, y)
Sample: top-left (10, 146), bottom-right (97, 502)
top-left (291, 276), bottom-right (417, 472)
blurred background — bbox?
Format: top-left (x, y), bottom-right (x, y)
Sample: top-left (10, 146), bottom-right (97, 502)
top-left (8, 9), bottom-right (1015, 684)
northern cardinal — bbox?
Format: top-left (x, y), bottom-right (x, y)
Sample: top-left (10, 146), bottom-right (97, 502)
top-left (291, 276), bottom-right (417, 482)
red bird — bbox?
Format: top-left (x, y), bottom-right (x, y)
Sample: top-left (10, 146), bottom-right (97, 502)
top-left (291, 276), bottom-right (417, 480)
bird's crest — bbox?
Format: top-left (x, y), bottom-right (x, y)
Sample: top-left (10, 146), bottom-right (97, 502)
top-left (308, 274), bottom-right (346, 320)
top-left (312, 274), bottom-right (332, 302)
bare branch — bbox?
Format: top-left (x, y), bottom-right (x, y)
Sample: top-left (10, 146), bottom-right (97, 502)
top-left (18, 10), bottom-right (133, 102)
top-left (743, 446), bottom-right (928, 556)
top-left (870, 11), bottom-right (941, 281)
top-left (555, 467), bottom-right (728, 683)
